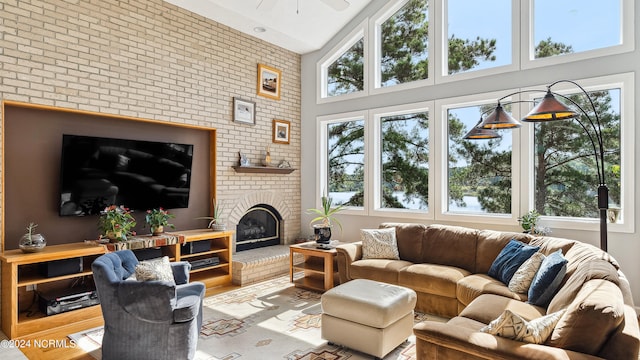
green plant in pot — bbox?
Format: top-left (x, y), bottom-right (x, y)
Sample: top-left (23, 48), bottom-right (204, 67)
top-left (98, 205), bottom-right (137, 242)
top-left (197, 198), bottom-right (226, 231)
top-left (518, 209), bottom-right (551, 236)
top-left (19, 222), bottom-right (46, 253)
top-left (145, 208), bottom-right (175, 235)
top-left (307, 195), bottom-right (345, 246)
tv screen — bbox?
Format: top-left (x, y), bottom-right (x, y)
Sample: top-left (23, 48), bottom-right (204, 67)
top-left (59, 134), bottom-right (194, 216)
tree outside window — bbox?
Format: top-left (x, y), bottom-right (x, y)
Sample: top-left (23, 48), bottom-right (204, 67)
top-left (327, 120), bottom-right (365, 206)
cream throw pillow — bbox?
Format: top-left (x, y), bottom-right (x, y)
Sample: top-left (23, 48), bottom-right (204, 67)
top-left (481, 309), bottom-right (565, 344)
top-left (508, 252), bottom-right (545, 293)
top-left (361, 228), bottom-right (400, 260)
top-left (135, 256), bottom-right (175, 282)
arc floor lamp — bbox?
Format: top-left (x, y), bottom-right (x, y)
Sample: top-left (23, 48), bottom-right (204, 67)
top-left (464, 80), bottom-right (609, 251)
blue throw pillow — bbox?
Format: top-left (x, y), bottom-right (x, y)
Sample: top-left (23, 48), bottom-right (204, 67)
top-left (527, 250), bottom-right (568, 307)
top-left (488, 239), bottom-right (539, 285)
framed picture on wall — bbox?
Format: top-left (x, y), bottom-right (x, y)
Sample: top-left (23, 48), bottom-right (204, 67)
top-left (233, 97), bottom-right (256, 125)
top-left (272, 119), bottom-right (290, 144)
top-left (257, 63), bottom-right (281, 100)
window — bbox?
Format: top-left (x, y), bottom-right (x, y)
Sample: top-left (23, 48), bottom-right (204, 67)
top-left (445, 0), bottom-right (512, 75)
top-left (324, 117), bottom-right (365, 207)
top-left (377, 107), bottom-right (430, 211)
top-left (318, 21), bottom-right (367, 102)
top-left (446, 103), bottom-right (514, 215)
top-left (528, 81), bottom-right (625, 224)
top-left (374, 0), bottom-right (430, 89)
top-left (533, 0), bottom-right (621, 59)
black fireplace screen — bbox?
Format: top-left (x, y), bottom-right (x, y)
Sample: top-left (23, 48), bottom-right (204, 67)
top-left (236, 204), bottom-right (281, 251)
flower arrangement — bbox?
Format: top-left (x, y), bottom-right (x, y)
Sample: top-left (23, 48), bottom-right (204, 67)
top-left (145, 208), bottom-right (175, 235)
top-left (98, 205), bottom-right (137, 242)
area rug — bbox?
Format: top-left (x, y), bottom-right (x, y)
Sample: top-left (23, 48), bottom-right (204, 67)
top-left (69, 276), bottom-right (447, 359)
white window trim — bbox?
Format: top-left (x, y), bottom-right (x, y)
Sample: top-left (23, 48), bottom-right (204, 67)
top-left (520, 73), bottom-right (635, 234)
top-left (317, 20), bottom-right (369, 104)
top-left (369, 0), bottom-right (435, 95)
top-left (434, 90), bottom-right (523, 226)
top-left (316, 111), bottom-right (369, 215)
top-left (370, 101), bottom-right (434, 220)
top-left (520, 0), bottom-right (634, 70)
top-left (436, 0), bottom-right (521, 84)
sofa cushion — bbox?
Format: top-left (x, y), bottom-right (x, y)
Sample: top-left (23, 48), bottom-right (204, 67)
top-left (529, 235), bottom-right (576, 256)
top-left (527, 250), bottom-right (567, 307)
top-left (508, 252), bottom-right (545, 293)
top-left (460, 294), bottom-right (546, 325)
top-left (380, 223), bottom-right (427, 263)
top-left (349, 259), bottom-right (412, 284)
top-left (457, 274), bottom-right (527, 308)
top-left (422, 224), bottom-right (478, 273)
top-left (547, 279), bottom-right (625, 355)
top-left (488, 239), bottom-right (540, 285)
top-left (475, 229), bottom-right (533, 274)
top-left (480, 309), bottom-right (565, 344)
top-left (547, 258), bottom-right (620, 314)
top-left (398, 263), bottom-right (470, 298)
top-left (361, 228), bottom-right (399, 260)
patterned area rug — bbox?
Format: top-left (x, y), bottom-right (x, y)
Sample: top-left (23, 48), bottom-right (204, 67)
top-left (69, 276), bottom-right (447, 359)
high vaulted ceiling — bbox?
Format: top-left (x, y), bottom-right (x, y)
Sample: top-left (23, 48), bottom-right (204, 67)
top-left (163, 0), bottom-right (372, 54)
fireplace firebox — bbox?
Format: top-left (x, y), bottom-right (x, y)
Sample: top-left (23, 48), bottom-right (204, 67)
top-left (235, 204), bottom-right (281, 252)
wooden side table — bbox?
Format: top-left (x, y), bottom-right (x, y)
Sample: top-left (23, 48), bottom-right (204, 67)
top-left (289, 241), bottom-right (340, 292)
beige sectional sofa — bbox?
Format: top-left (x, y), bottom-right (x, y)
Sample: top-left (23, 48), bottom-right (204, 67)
top-left (335, 223), bottom-right (640, 360)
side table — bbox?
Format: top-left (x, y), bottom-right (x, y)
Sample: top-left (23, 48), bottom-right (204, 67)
top-left (289, 241), bottom-right (340, 292)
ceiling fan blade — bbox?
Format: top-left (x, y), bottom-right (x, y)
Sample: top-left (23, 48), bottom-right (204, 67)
top-left (257, 0), bottom-right (277, 11)
top-left (321, 0), bottom-right (350, 11)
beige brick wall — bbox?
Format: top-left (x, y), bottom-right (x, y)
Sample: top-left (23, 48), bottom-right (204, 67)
top-left (0, 0), bottom-right (302, 243)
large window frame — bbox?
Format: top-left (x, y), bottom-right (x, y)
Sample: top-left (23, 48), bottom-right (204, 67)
top-left (519, 73), bottom-right (635, 234)
top-left (317, 0), bottom-right (633, 101)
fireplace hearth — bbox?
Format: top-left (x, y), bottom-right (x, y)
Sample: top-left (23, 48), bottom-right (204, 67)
top-left (235, 204), bottom-right (281, 252)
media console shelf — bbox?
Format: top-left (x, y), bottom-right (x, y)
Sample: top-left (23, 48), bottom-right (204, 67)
top-left (0, 243), bottom-right (107, 339)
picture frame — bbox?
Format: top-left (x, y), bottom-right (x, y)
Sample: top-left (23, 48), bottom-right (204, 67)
top-left (272, 119), bottom-right (290, 144)
top-left (257, 63), bottom-right (282, 100)
top-left (233, 97), bottom-right (256, 125)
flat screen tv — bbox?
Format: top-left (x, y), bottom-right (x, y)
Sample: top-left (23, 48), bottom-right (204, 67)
top-left (59, 134), bottom-right (194, 216)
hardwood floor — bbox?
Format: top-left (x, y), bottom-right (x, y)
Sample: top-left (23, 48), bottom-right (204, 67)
top-left (12, 283), bottom-right (240, 360)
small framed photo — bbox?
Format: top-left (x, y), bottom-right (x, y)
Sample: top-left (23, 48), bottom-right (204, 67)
top-left (257, 63), bottom-right (281, 100)
top-left (272, 119), bottom-right (290, 144)
top-left (233, 97), bottom-right (256, 125)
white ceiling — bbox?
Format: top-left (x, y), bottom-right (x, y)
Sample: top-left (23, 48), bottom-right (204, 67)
top-left (163, 0), bottom-right (372, 54)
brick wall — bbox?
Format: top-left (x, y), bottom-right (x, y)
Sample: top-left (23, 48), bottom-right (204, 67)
top-left (0, 0), bottom-right (302, 244)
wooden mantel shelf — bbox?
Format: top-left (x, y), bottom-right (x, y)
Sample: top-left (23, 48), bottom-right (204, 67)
top-left (232, 165), bottom-right (296, 174)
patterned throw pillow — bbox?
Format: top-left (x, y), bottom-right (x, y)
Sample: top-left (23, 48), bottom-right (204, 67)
top-left (481, 309), bottom-right (566, 344)
top-left (135, 256), bottom-right (175, 282)
top-left (508, 252), bottom-right (545, 293)
top-left (361, 228), bottom-right (400, 260)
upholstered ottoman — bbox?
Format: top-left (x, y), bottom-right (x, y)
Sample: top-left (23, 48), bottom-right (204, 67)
top-left (321, 279), bottom-right (417, 359)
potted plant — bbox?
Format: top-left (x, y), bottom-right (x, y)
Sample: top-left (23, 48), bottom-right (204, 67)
top-left (98, 205), bottom-right (137, 242)
top-left (307, 194), bottom-right (345, 246)
top-left (19, 222), bottom-right (47, 253)
top-left (145, 208), bottom-right (175, 235)
top-left (518, 209), bottom-right (551, 236)
top-left (197, 198), bottom-right (226, 231)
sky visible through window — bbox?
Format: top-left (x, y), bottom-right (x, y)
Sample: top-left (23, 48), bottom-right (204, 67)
top-left (447, 0), bottom-right (621, 68)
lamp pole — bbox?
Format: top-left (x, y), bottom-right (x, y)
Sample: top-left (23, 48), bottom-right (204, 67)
top-left (467, 80), bottom-right (609, 251)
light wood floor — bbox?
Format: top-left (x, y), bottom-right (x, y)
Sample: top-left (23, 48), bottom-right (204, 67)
top-left (17, 284), bottom-right (240, 360)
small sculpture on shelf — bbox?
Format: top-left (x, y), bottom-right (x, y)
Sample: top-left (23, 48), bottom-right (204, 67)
top-left (19, 222), bottom-right (46, 253)
top-left (261, 145), bottom-right (272, 166)
top-left (239, 151), bottom-right (251, 167)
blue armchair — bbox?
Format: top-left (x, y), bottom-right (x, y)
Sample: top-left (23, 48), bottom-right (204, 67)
top-left (92, 250), bottom-right (205, 360)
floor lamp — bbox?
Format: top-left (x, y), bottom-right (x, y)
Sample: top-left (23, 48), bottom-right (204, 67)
top-left (464, 80), bottom-right (609, 252)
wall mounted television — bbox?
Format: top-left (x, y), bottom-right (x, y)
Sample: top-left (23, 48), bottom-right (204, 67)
top-left (59, 134), bottom-right (194, 216)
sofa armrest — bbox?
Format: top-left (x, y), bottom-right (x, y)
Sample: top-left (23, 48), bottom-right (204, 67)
top-left (413, 320), bottom-right (605, 360)
top-left (171, 261), bottom-right (192, 285)
top-left (335, 242), bottom-right (362, 284)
